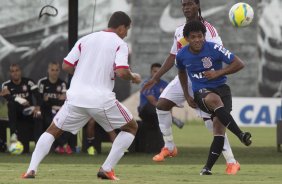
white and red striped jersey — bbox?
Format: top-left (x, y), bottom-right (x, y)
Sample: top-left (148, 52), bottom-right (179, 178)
top-left (64, 30), bottom-right (129, 108)
top-left (170, 21), bottom-right (222, 55)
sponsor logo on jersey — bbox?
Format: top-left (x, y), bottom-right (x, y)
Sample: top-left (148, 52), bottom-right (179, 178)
top-left (201, 57), bottom-right (212, 68)
top-left (192, 72), bottom-right (205, 79)
top-left (214, 44), bottom-right (232, 59)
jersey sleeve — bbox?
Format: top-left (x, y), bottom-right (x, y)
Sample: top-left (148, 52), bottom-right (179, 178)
top-left (37, 80), bottom-right (44, 94)
top-left (28, 79), bottom-right (38, 91)
top-left (205, 22), bottom-right (223, 45)
top-left (64, 39), bottom-right (82, 67)
top-left (175, 52), bottom-right (185, 70)
top-left (170, 30), bottom-right (178, 55)
top-left (114, 42), bottom-right (129, 69)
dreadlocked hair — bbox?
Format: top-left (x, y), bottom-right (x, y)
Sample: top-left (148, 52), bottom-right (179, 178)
top-left (194, 0), bottom-right (204, 22)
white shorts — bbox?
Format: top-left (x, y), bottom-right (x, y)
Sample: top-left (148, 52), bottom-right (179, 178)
top-left (160, 75), bottom-right (211, 118)
top-left (53, 100), bottom-right (133, 134)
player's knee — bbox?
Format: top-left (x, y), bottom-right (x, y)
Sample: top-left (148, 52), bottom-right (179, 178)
top-left (46, 122), bottom-right (64, 139)
top-left (121, 119), bottom-right (138, 135)
top-left (205, 94), bottom-right (222, 110)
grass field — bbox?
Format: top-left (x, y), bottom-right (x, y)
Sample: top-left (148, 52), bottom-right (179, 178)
top-left (0, 121), bottom-right (282, 184)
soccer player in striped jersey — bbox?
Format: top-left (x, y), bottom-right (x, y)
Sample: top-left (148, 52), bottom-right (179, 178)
top-left (142, 0), bottom-right (241, 175)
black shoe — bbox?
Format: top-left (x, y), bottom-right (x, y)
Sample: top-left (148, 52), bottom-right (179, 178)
top-left (240, 132), bottom-right (252, 146)
top-left (200, 167), bottom-right (212, 175)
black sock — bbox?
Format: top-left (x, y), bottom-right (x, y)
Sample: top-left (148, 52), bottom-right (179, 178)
top-left (87, 137), bottom-right (95, 148)
top-left (205, 136), bottom-right (225, 170)
top-left (214, 107), bottom-right (242, 139)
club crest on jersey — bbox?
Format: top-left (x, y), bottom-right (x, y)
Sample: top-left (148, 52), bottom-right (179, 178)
top-left (201, 57), bottom-right (212, 68)
top-left (22, 85), bottom-right (28, 91)
top-left (56, 86), bottom-right (62, 92)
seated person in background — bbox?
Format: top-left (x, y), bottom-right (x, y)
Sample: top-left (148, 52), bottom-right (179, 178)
top-left (85, 118), bottom-right (117, 155)
top-left (38, 62), bottom-right (74, 154)
top-left (135, 63), bottom-right (184, 153)
top-left (138, 63), bottom-right (184, 129)
top-left (1, 64), bottom-right (42, 153)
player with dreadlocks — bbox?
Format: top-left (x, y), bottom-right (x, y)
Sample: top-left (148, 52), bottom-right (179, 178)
top-left (142, 0), bottom-right (241, 175)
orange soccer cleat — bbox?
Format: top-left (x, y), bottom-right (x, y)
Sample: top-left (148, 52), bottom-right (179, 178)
top-left (226, 161), bottom-right (240, 175)
top-left (21, 170), bottom-right (35, 179)
top-left (97, 168), bottom-right (120, 180)
top-left (152, 146), bottom-right (178, 162)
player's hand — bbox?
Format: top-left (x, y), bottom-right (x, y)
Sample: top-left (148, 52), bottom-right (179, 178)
top-left (0, 88), bottom-right (10, 96)
top-left (58, 93), bottom-right (66, 100)
top-left (132, 73), bottom-right (142, 84)
top-left (43, 94), bottom-right (49, 101)
top-left (33, 106), bottom-right (42, 118)
top-left (203, 70), bottom-right (221, 80)
top-left (142, 78), bottom-right (157, 91)
top-left (186, 96), bottom-right (197, 108)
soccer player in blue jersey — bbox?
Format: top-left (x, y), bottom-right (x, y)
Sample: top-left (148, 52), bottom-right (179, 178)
top-left (176, 20), bottom-right (252, 175)
top-left (143, 1), bottom-right (241, 175)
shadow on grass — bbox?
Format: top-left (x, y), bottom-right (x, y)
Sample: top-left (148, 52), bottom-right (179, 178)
top-left (0, 146), bottom-right (281, 165)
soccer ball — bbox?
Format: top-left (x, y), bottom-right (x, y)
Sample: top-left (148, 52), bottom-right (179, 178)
top-left (229, 2), bottom-right (254, 27)
top-left (8, 141), bottom-right (24, 155)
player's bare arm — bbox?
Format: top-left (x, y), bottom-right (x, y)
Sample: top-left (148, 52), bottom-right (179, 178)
top-left (62, 62), bottom-right (75, 75)
top-left (178, 69), bottom-right (197, 108)
top-left (203, 55), bottom-right (245, 80)
top-left (115, 68), bottom-right (141, 84)
top-left (142, 54), bottom-right (175, 90)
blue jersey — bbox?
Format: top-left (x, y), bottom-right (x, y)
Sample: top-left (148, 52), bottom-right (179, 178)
top-left (176, 41), bottom-right (235, 92)
top-left (139, 79), bottom-right (168, 110)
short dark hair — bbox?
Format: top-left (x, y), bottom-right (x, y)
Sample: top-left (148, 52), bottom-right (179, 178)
top-left (48, 61), bottom-right (59, 66)
top-left (108, 11), bottom-right (131, 29)
top-left (151, 63), bottom-right (162, 70)
top-left (183, 20), bottom-right (206, 38)
top-left (10, 63), bottom-right (20, 69)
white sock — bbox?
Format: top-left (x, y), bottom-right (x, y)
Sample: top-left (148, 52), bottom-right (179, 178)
top-left (157, 109), bottom-right (175, 151)
top-left (27, 132), bottom-right (55, 173)
top-left (204, 119), bottom-right (236, 164)
top-left (222, 133), bottom-right (236, 164)
top-left (101, 131), bottom-right (134, 172)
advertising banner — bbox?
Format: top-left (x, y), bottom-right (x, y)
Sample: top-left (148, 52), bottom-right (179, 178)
top-left (231, 97), bottom-right (282, 127)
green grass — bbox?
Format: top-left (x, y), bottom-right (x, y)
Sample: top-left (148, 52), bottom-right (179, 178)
top-left (0, 101), bottom-right (8, 118)
top-left (0, 122), bottom-right (282, 184)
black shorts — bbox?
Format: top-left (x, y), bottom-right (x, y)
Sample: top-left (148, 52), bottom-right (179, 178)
top-left (194, 84), bottom-right (232, 114)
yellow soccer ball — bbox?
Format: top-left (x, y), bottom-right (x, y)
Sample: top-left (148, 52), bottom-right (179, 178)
top-left (229, 2), bottom-right (254, 27)
top-left (9, 141), bottom-right (24, 155)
